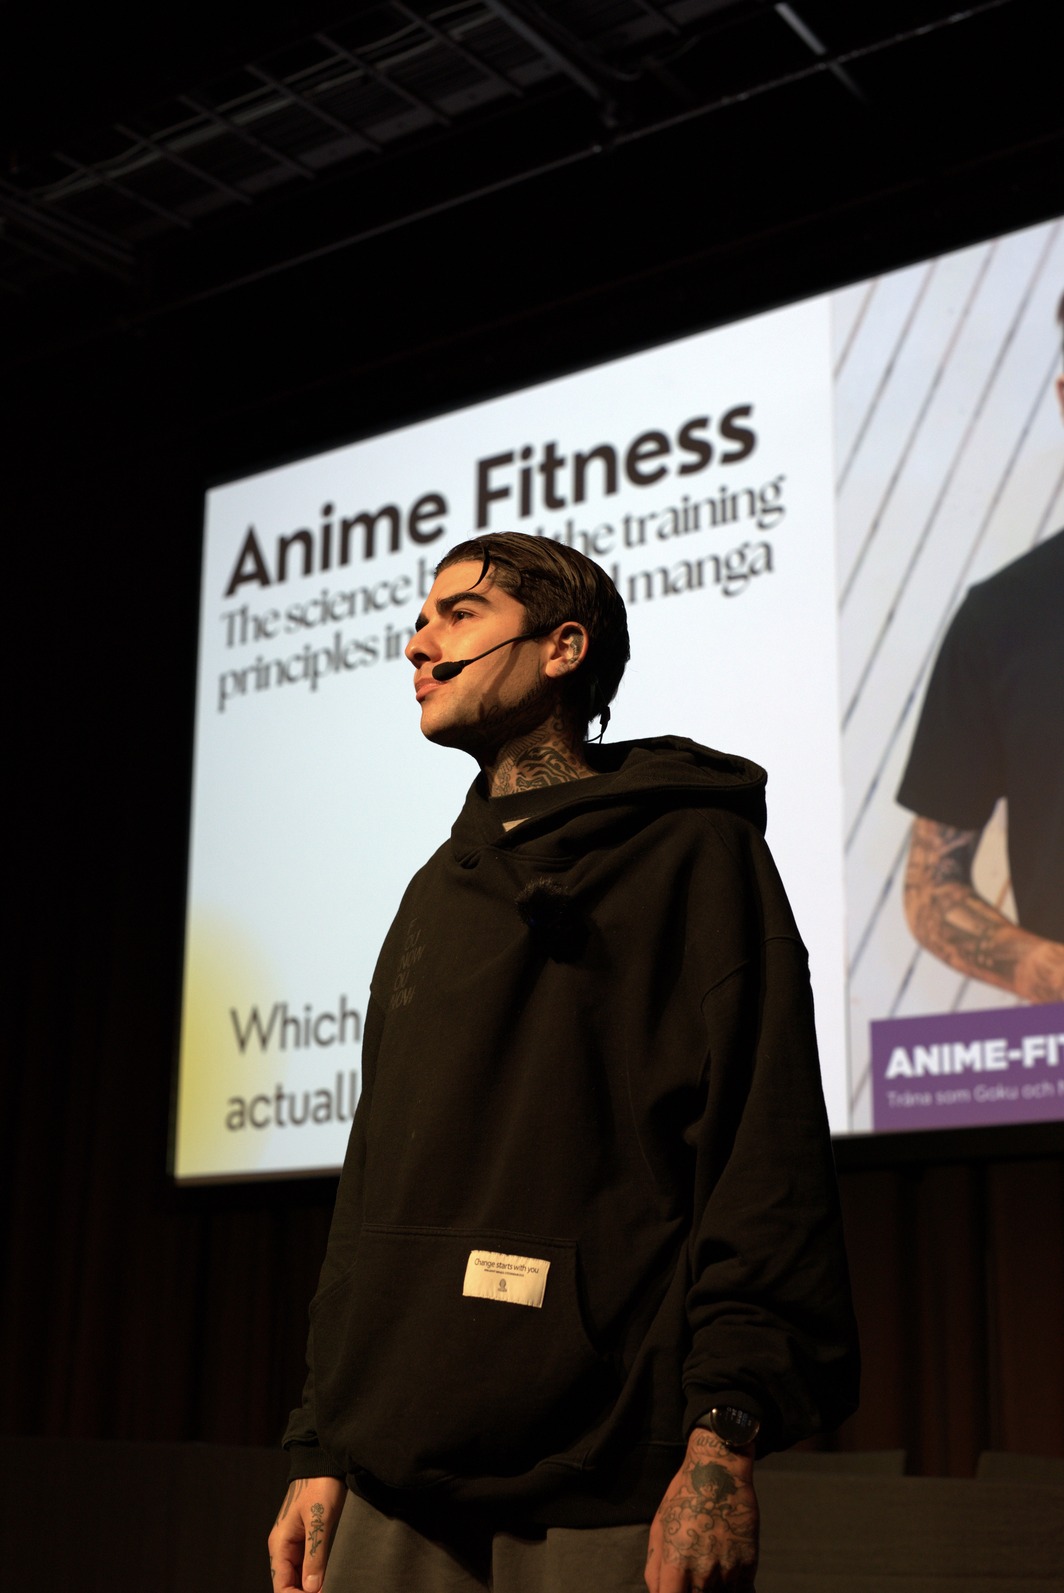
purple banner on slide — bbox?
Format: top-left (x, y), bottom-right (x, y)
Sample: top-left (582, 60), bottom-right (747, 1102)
top-left (870, 1002), bottom-right (1064, 1132)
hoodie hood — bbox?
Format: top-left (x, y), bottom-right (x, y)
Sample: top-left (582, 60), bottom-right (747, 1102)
top-left (450, 735), bottom-right (767, 867)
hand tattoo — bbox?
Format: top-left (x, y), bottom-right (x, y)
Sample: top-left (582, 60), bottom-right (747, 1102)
top-left (654, 1431), bottom-right (759, 1582)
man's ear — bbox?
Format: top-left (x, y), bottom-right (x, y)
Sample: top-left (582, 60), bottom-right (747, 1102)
top-left (1056, 373), bottom-right (1064, 423)
top-left (542, 622), bottom-right (589, 679)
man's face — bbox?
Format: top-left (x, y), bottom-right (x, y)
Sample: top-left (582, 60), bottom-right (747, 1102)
top-left (405, 560), bottom-right (553, 752)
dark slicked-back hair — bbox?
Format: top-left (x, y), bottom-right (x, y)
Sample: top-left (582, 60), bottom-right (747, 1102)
top-left (436, 533), bottom-right (630, 736)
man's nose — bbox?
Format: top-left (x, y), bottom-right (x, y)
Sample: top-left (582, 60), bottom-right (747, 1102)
top-left (405, 627), bottom-right (434, 665)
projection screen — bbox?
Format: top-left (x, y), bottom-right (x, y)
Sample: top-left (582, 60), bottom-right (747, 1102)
top-left (174, 212), bottom-right (1064, 1180)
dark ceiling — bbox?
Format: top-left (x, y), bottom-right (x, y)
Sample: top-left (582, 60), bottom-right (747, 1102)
top-left (5, 0), bottom-right (1062, 395)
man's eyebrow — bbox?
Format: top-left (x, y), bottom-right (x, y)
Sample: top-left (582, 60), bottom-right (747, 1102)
top-left (413, 589), bottom-right (492, 632)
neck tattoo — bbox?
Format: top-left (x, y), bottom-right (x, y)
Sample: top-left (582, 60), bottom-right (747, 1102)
top-left (485, 708), bottom-right (593, 798)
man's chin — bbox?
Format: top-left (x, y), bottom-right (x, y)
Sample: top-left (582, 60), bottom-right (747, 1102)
top-left (419, 708), bottom-right (469, 751)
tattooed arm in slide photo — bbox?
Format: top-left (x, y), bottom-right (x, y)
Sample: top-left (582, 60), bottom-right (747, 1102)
top-left (903, 817), bottom-right (1064, 1003)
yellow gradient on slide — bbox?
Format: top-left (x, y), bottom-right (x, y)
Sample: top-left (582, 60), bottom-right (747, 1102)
top-left (175, 915), bottom-right (277, 1179)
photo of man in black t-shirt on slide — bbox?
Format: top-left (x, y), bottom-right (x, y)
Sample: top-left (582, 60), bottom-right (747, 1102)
top-left (897, 289), bottom-right (1064, 1003)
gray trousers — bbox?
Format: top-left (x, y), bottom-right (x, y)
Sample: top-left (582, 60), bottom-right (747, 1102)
top-left (324, 1487), bottom-right (650, 1592)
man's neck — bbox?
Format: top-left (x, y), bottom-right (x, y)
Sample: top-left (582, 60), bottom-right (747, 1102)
top-left (480, 713), bottom-right (594, 798)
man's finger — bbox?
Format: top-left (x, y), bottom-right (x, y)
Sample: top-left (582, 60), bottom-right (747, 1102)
top-left (268, 1517), bottom-right (306, 1590)
top-left (302, 1497), bottom-right (333, 1592)
top-left (269, 1545), bottom-right (303, 1593)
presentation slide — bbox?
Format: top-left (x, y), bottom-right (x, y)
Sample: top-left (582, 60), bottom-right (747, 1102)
top-left (174, 212), bottom-right (1064, 1180)
top-left (837, 215), bottom-right (1064, 1135)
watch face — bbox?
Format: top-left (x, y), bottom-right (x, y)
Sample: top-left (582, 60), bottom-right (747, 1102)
top-left (710, 1405), bottom-right (760, 1447)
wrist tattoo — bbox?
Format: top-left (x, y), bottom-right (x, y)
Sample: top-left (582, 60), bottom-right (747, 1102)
top-left (274, 1477), bottom-right (308, 1525)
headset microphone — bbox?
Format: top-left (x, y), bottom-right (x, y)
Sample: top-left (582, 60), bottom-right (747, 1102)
top-left (431, 632), bottom-right (545, 682)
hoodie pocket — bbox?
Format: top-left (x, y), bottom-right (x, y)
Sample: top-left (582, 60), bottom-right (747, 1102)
top-left (310, 1224), bottom-right (615, 1488)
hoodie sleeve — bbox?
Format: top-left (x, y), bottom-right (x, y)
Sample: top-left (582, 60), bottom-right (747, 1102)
top-left (281, 992), bottom-right (385, 1478)
top-left (681, 830), bottom-right (859, 1453)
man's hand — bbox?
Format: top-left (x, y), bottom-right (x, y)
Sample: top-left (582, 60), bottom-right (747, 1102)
top-left (645, 1428), bottom-right (758, 1591)
top-left (268, 1476), bottom-right (345, 1592)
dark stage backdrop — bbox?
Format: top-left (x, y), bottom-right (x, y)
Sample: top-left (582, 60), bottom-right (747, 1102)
top-left (4, 200), bottom-right (1063, 1481)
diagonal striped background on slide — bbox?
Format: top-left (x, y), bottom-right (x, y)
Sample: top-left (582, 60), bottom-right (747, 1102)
top-left (832, 218), bottom-right (1064, 1127)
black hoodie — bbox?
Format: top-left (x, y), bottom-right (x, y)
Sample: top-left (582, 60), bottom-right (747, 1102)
top-left (284, 737), bottom-right (858, 1526)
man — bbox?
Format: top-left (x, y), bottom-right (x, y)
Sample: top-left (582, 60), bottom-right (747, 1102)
top-left (898, 292), bottom-right (1064, 1002)
top-left (270, 533), bottom-right (858, 1592)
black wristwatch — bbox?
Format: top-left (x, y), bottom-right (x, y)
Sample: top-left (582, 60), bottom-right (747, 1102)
top-left (698, 1404), bottom-right (761, 1450)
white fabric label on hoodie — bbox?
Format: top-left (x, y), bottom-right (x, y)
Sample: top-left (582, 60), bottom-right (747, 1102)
top-left (462, 1249), bottom-right (550, 1308)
